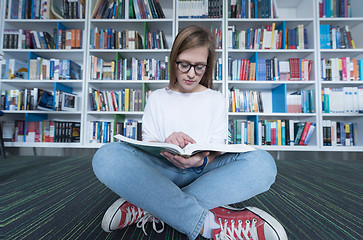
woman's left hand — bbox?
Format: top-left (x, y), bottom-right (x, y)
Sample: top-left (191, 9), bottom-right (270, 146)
top-left (160, 151), bottom-right (209, 169)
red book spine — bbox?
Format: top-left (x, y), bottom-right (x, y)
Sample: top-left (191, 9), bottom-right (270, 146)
top-left (299, 122), bottom-right (311, 145)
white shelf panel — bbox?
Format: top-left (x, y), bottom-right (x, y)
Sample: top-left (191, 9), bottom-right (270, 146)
top-left (228, 113), bottom-right (317, 117)
top-left (4, 110), bottom-right (82, 114)
top-left (91, 18), bottom-right (174, 23)
top-left (87, 111), bottom-right (143, 115)
top-left (4, 142), bottom-right (83, 148)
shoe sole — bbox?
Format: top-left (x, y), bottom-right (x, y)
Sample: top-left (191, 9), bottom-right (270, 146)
top-left (222, 205), bottom-right (288, 240)
top-left (101, 198), bottom-right (127, 232)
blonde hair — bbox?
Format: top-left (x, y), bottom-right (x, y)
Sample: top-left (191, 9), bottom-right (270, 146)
top-left (169, 25), bottom-right (216, 89)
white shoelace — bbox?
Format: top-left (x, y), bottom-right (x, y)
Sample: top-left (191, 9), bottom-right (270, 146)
top-left (123, 206), bottom-right (165, 235)
top-left (215, 218), bottom-right (259, 240)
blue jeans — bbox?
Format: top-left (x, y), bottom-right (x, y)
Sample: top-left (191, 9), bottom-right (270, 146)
top-left (92, 142), bottom-right (277, 240)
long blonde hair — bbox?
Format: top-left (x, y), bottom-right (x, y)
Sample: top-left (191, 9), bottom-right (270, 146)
top-left (169, 25), bottom-right (216, 89)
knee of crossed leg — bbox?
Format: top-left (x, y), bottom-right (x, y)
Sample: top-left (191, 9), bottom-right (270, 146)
top-left (92, 142), bottom-right (134, 182)
top-left (247, 149), bottom-right (277, 191)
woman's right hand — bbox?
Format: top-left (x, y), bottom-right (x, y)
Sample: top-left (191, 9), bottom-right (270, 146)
top-left (164, 132), bottom-right (196, 149)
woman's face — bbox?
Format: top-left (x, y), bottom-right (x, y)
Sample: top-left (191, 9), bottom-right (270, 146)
top-left (173, 45), bottom-right (209, 93)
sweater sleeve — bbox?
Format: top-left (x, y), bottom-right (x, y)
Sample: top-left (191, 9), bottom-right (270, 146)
top-left (141, 92), bottom-right (161, 142)
top-left (209, 93), bottom-right (228, 144)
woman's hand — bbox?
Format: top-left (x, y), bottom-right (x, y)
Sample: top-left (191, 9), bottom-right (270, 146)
top-left (160, 151), bottom-right (209, 169)
top-left (164, 132), bottom-right (196, 148)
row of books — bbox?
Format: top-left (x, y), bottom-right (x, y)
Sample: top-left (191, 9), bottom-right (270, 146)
top-left (131, 0), bottom-right (165, 19)
top-left (28, 57), bottom-right (82, 80)
top-left (320, 25), bottom-right (355, 49)
top-left (178, 0), bottom-right (223, 18)
top-left (89, 88), bottom-right (143, 112)
top-left (229, 88), bottom-right (264, 113)
top-left (88, 119), bottom-right (142, 143)
top-left (0, 58), bottom-right (28, 79)
top-left (228, 119), bottom-right (316, 146)
top-left (3, 29), bottom-right (53, 49)
top-left (2, 120), bottom-right (80, 143)
top-left (319, 0), bottom-right (352, 18)
top-left (89, 55), bottom-right (224, 81)
top-left (230, 0), bottom-right (278, 19)
top-left (3, 28), bottom-right (83, 50)
top-left (287, 90), bottom-right (315, 114)
top-left (1, 88), bottom-right (77, 112)
top-left (228, 119), bottom-right (255, 145)
top-left (322, 87), bottom-right (362, 114)
top-left (321, 57), bottom-right (362, 81)
top-left (90, 28), bottom-right (143, 50)
top-left (0, 57), bottom-right (82, 80)
top-left (5, 0), bottom-right (86, 19)
top-left (260, 120), bottom-right (316, 146)
top-left (228, 24), bottom-right (308, 50)
top-left (228, 57), bottom-right (312, 81)
top-left (322, 120), bottom-right (357, 146)
top-left (92, 0), bottom-right (125, 19)
top-left (92, 0), bottom-right (165, 19)
top-left (90, 56), bottom-right (169, 81)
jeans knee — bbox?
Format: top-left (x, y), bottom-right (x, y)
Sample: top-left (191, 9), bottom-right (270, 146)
top-left (250, 149), bottom-right (277, 187)
top-left (92, 142), bottom-right (130, 182)
top-left (259, 150), bottom-right (277, 186)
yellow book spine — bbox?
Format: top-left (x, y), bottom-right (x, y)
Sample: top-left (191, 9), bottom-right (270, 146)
top-left (277, 120), bottom-right (282, 145)
top-left (94, 90), bottom-right (100, 111)
top-left (125, 88), bottom-right (129, 112)
top-left (270, 23), bottom-right (275, 49)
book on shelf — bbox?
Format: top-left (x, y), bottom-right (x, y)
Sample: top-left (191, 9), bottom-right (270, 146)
top-left (320, 25), bottom-right (355, 49)
top-left (229, 119), bottom-right (255, 145)
top-left (319, 0), bottom-right (351, 18)
top-left (322, 87), bottom-right (361, 114)
top-left (227, 23), bottom-right (308, 50)
top-left (88, 119), bottom-right (142, 144)
top-left (321, 57), bottom-right (362, 81)
top-left (2, 28), bottom-right (81, 50)
top-left (5, 0), bottom-right (86, 19)
top-left (3, 119), bottom-right (80, 143)
top-left (229, 57), bottom-right (312, 82)
top-left (0, 59), bottom-right (28, 79)
top-left (36, 90), bottom-right (54, 111)
top-left (114, 134), bottom-right (255, 158)
top-left (229, 88), bottom-right (264, 113)
top-left (286, 90), bottom-right (315, 114)
top-left (91, 28), bottom-right (144, 50)
top-left (178, 0), bottom-right (222, 18)
top-left (323, 120), bottom-right (357, 146)
top-left (230, 0), bottom-right (278, 19)
top-left (92, 0), bottom-right (165, 19)
top-left (2, 121), bottom-right (16, 142)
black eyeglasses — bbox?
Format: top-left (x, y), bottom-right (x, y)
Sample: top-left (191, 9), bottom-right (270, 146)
top-left (176, 61), bottom-right (208, 75)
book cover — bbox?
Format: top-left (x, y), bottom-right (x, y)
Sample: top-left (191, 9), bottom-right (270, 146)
top-left (114, 134), bottom-right (255, 158)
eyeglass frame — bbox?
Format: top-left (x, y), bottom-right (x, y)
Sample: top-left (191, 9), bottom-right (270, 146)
top-left (175, 61), bottom-right (209, 75)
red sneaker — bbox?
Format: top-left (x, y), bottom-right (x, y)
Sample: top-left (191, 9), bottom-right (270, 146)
top-left (211, 206), bottom-right (288, 240)
top-left (101, 198), bottom-right (164, 235)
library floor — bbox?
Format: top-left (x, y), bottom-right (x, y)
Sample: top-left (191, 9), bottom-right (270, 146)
top-left (1, 151), bottom-right (362, 240)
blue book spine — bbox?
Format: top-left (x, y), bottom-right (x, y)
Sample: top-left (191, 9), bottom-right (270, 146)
top-left (281, 121), bottom-right (286, 145)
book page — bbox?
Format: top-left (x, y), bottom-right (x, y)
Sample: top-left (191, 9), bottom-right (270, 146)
top-left (114, 135), bottom-right (255, 158)
top-left (184, 142), bottom-right (255, 156)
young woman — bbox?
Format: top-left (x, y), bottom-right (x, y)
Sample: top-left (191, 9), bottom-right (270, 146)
top-left (92, 25), bottom-right (287, 240)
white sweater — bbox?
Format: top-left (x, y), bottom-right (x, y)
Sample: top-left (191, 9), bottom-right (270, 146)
top-left (142, 87), bottom-right (227, 144)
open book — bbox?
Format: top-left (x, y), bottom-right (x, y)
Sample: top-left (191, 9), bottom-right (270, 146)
top-left (114, 134), bottom-right (255, 157)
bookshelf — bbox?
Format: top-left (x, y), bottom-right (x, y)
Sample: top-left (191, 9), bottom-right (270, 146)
top-left (0, 0), bottom-right (362, 152)
top-left (316, 0), bottom-right (363, 151)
